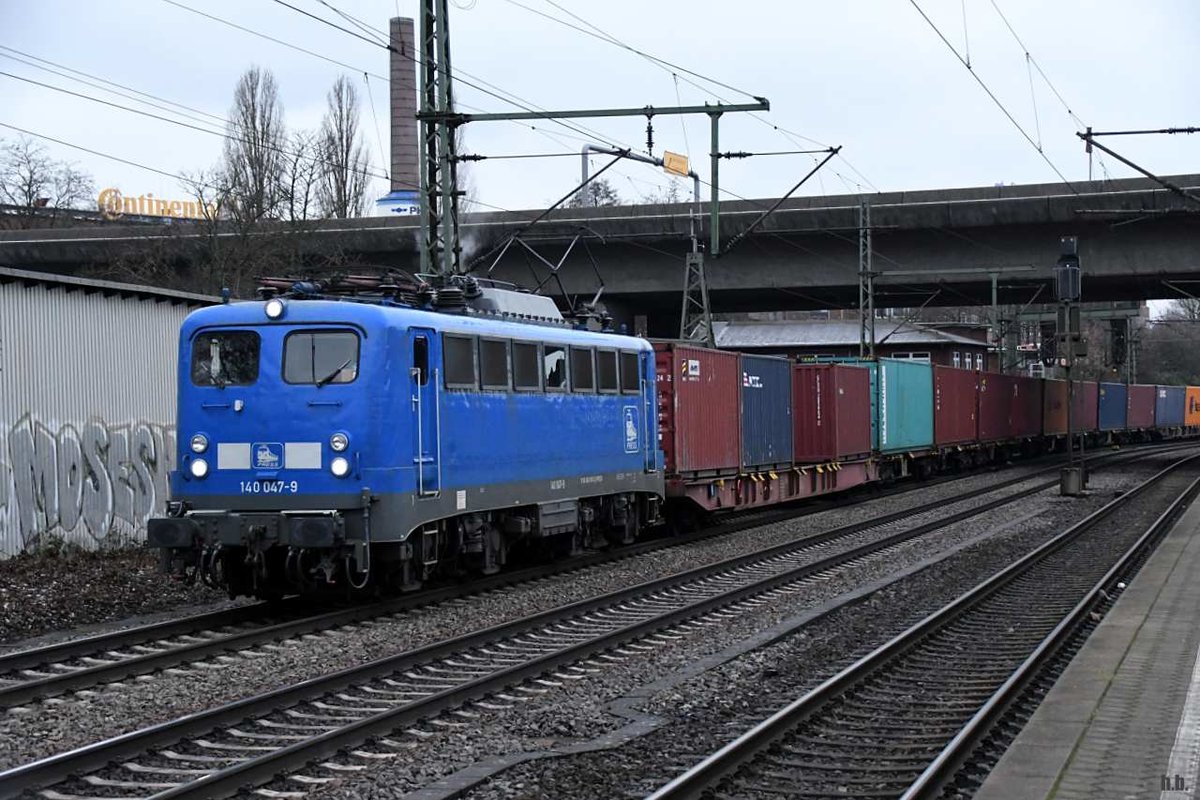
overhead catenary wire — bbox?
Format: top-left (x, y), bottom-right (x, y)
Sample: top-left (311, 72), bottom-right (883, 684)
top-left (255, 0), bottom-right (638, 154)
top-left (510, 0), bottom-right (881, 194)
top-left (906, 0), bottom-right (1078, 192)
top-left (0, 69), bottom-right (403, 188)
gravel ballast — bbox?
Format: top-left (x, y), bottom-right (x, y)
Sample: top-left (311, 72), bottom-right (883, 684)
top-left (0, 546), bottom-right (228, 646)
top-left (0, 454), bottom-right (1170, 782)
top-left (284, 466), bottom-right (1163, 799)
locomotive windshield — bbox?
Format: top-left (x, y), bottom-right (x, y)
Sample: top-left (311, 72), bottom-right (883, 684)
top-left (191, 331), bottom-right (260, 386)
top-left (284, 330), bottom-right (360, 385)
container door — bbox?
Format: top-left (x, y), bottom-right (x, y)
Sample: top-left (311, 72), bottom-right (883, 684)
top-left (410, 328), bottom-right (440, 496)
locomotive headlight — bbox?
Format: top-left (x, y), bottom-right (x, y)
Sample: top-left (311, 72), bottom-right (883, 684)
top-left (190, 433), bottom-right (208, 454)
top-left (190, 458), bottom-right (209, 479)
top-left (264, 298), bottom-right (285, 319)
top-left (329, 432), bottom-right (349, 452)
top-left (330, 456), bottom-right (350, 478)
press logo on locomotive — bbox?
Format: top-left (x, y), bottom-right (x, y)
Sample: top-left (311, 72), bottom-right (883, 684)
top-left (253, 443), bottom-right (283, 469)
top-left (623, 406), bottom-right (640, 453)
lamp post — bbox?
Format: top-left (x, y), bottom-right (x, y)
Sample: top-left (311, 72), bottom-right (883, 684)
top-left (1055, 236), bottom-right (1085, 496)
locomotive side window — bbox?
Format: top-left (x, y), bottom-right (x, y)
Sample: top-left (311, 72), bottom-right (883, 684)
top-left (513, 342), bottom-right (541, 391)
top-left (191, 330), bottom-right (260, 386)
top-left (443, 334), bottom-right (477, 388)
top-left (412, 336), bottom-right (429, 385)
top-left (284, 330), bottom-right (359, 385)
top-left (479, 338), bottom-right (510, 390)
top-left (570, 347), bottom-right (595, 393)
top-left (544, 345), bottom-right (567, 391)
top-left (596, 349), bottom-right (618, 393)
top-left (620, 351), bottom-right (641, 394)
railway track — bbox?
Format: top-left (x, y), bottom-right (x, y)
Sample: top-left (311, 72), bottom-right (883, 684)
top-left (0, 446), bottom-right (1120, 710)
top-left (645, 451), bottom-right (1200, 800)
top-left (0, 447), bottom-right (1172, 800)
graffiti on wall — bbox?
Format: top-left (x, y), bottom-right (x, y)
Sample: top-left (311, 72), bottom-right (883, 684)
top-left (0, 415), bottom-right (176, 554)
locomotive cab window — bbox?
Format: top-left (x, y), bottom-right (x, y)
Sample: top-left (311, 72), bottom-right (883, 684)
top-left (620, 351), bottom-right (640, 394)
top-left (283, 330), bottom-right (360, 385)
top-left (513, 342), bottom-right (541, 391)
top-left (544, 345), bottom-right (567, 391)
top-left (570, 347), bottom-right (595, 393)
top-left (443, 334), bottom-right (477, 389)
top-left (597, 349), bottom-right (618, 393)
top-left (191, 330), bottom-right (260, 386)
top-left (479, 338), bottom-right (510, 390)
top-left (412, 336), bottom-right (429, 385)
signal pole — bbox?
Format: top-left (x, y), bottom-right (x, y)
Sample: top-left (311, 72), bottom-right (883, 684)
top-left (1055, 236), bottom-right (1085, 496)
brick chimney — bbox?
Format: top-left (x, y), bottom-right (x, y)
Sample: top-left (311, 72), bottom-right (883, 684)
top-left (389, 17), bottom-right (418, 195)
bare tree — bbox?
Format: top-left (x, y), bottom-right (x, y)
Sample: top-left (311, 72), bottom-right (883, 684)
top-left (317, 76), bottom-right (371, 218)
top-left (0, 136), bottom-right (95, 227)
top-left (222, 67), bottom-right (286, 222)
top-left (282, 130), bottom-right (323, 223)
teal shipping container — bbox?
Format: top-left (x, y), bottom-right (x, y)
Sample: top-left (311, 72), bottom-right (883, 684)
top-left (877, 358), bottom-right (934, 453)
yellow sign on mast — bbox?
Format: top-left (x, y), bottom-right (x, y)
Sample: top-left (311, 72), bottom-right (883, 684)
top-left (662, 151), bottom-right (689, 177)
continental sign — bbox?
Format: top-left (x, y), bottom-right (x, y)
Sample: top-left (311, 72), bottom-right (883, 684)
top-left (98, 188), bottom-right (218, 221)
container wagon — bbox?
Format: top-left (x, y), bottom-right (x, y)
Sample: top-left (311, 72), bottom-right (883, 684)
top-left (1188, 387), bottom-right (1200, 429)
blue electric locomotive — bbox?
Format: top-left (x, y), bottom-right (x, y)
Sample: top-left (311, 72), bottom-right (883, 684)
top-left (148, 282), bottom-right (663, 598)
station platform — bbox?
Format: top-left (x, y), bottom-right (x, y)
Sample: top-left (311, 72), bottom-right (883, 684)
top-left (975, 495), bottom-right (1200, 800)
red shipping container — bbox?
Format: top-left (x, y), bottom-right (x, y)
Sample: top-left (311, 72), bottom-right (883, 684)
top-left (1128, 383), bottom-right (1156, 429)
top-left (1011, 375), bottom-right (1044, 437)
top-left (793, 364), bottom-right (872, 463)
top-left (978, 373), bottom-right (1009, 442)
top-left (1075, 381), bottom-right (1099, 432)
top-left (934, 366), bottom-right (978, 445)
top-left (1043, 379), bottom-right (1068, 436)
top-left (654, 342), bottom-right (741, 475)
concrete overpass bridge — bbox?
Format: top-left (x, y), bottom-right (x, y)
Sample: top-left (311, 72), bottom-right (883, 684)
top-left (1, 174), bottom-right (1196, 335)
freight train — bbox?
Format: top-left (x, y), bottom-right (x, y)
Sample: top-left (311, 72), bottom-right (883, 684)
top-left (148, 280), bottom-right (1200, 599)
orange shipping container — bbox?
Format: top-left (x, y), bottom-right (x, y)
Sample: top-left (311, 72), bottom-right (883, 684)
top-left (1188, 387), bottom-right (1200, 427)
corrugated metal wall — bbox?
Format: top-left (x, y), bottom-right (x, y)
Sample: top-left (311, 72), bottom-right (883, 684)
top-left (0, 280), bottom-right (200, 556)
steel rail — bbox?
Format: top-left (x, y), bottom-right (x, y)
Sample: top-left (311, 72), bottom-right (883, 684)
top-left (0, 447), bottom-right (1105, 708)
top-left (899, 469), bottom-right (1200, 799)
top-left (0, 452), bottom-right (1095, 799)
top-left (645, 451), bottom-right (1200, 800)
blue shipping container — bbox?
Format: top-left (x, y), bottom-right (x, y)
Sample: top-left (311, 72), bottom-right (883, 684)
top-left (1156, 385), bottom-right (1186, 427)
top-left (740, 354), bottom-right (794, 469)
top-left (877, 358), bottom-right (934, 453)
top-left (1098, 382), bottom-right (1128, 431)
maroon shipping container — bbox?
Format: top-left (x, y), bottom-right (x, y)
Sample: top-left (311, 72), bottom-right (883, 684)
top-left (793, 364), bottom-right (872, 463)
top-left (978, 373), bottom-right (1009, 441)
top-left (1011, 375), bottom-right (1044, 437)
top-left (654, 342), bottom-right (741, 475)
top-left (979, 374), bottom-right (1044, 441)
top-left (933, 366), bottom-right (978, 445)
top-left (1043, 379), bottom-right (1068, 436)
top-left (1076, 381), bottom-right (1099, 432)
top-left (1128, 383), bottom-right (1156, 429)
top-left (1045, 379), bottom-right (1097, 435)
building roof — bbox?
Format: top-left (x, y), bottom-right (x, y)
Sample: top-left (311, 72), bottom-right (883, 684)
top-left (713, 319), bottom-right (986, 349)
top-left (0, 266), bottom-right (217, 306)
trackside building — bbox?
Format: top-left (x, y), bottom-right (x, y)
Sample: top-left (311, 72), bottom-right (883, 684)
top-left (0, 267), bottom-right (213, 557)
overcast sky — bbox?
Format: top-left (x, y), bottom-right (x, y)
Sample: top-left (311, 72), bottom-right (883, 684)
top-left (2, 0), bottom-right (1197, 214)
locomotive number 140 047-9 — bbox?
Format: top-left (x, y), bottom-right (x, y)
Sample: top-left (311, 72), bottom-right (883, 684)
top-left (239, 480), bottom-right (301, 494)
